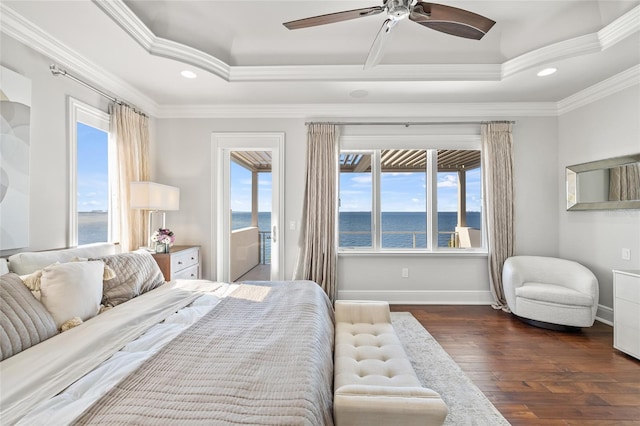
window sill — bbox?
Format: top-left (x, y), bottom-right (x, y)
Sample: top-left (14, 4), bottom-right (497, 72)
top-left (338, 249), bottom-right (488, 257)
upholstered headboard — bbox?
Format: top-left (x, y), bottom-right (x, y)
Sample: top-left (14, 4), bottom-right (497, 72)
top-left (6, 243), bottom-right (118, 275)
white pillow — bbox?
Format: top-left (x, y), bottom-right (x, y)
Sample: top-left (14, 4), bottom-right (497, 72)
top-left (39, 261), bottom-right (104, 329)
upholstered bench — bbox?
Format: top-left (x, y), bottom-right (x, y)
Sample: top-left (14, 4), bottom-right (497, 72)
top-left (333, 300), bottom-right (448, 426)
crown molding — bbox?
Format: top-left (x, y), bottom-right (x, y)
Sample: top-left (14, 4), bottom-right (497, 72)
top-left (2, 1), bottom-right (636, 120)
top-left (155, 102), bottom-right (558, 119)
top-left (229, 64), bottom-right (501, 82)
top-left (502, 33), bottom-right (601, 79)
top-left (0, 2), bottom-right (159, 115)
top-left (557, 65), bottom-right (640, 115)
top-left (503, 5), bottom-right (640, 78)
top-left (598, 5), bottom-right (640, 49)
top-left (96, 0), bottom-right (639, 83)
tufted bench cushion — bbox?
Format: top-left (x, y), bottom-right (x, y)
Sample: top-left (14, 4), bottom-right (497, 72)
top-left (334, 300), bottom-right (448, 426)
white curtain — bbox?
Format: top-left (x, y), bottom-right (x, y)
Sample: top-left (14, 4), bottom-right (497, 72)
top-left (110, 104), bottom-right (150, 252)
top-left (294, 123), bottom-right (339, 302)
top-left (481, 122), bottom-right (515, 310)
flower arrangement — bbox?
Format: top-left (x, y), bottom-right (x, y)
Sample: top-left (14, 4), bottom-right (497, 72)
top-left (151, 228), bottom-right (175, 246)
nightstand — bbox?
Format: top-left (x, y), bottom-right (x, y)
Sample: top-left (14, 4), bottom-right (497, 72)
top-left (152, 245), bottom-right (200, 281)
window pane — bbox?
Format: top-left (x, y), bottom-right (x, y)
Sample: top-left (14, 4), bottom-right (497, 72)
top-left (230, 160), bottom-right (252, 231)
top-left (339, 153), bottom-right (372, 248)
top-left (437, 149), bottom-right (482, 248)
top-left (380, 150), bottom-right (426, 249)
top-left (77, 122), bottom-right (109, 245)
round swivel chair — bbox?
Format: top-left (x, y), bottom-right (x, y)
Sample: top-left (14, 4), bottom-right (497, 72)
top-left (502, 256), bottom-right (599, 330)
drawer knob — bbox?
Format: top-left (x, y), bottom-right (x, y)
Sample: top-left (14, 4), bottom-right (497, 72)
top-left (178, 261), bottom-right (183, 265)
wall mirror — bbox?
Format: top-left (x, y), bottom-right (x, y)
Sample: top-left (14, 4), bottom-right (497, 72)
top-left (566, 153), bottom-right (640, 210)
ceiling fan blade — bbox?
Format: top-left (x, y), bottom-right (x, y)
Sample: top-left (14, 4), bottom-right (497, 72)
top-left (284, 6), bottom-right (384, 30)
top-left (364, 18), bottom-right (396, 70)
top-left (410, 2), bottom-right (495, 40)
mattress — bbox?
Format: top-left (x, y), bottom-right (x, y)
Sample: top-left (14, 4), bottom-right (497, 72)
top-left (0, 279), bottom-right (334, 425)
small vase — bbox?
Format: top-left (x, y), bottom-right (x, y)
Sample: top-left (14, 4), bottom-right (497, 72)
top-left (155, 243), bottom-right (170, 253)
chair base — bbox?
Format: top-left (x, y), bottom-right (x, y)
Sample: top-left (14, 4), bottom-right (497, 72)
top-left (513, 314), bottom-right (582, 332)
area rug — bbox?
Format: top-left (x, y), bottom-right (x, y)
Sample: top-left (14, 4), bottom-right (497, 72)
top-left (391, 312), bottom-right (511, 426)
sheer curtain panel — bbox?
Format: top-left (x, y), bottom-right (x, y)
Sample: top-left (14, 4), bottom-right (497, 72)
top-left (110, 104), bottom-right (150, 252)
top-left (294, 123), bottom-right (339, 302)
top-left (481, 122), bottom-right (515, 310)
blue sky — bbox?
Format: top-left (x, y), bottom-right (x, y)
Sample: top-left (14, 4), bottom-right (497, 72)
top-left (230, 161), bottom-right (272, 212)
top-left (77, 122), bottom-right (108, 212)
top-left (77, 130), bottom-right (480, 214)
top-left (340, 167), bottom-right (482, 213)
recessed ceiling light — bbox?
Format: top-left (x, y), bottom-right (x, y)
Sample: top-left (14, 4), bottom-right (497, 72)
top-left (537, 67), bottom-right (557, 77)
top-left (181, 70), bottom-right (197, 79)
top-left (350, 89), bottom-right (369, 98)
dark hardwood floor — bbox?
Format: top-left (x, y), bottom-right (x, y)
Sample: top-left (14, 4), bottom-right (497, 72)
top-left (390, 305), bottom-right (640, 425)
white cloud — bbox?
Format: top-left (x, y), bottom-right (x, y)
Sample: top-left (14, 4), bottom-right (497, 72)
top-left (351, 175), bottom-right (372, 184)
top-left (437, 174), bottom-right (458, 188)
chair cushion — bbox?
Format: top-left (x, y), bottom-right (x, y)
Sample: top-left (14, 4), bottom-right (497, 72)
top-left (516, 282), bottom-right (593, 307)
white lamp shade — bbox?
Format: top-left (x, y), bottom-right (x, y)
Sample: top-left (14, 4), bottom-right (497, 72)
top-left (130, 181), bottom-right (180, 211)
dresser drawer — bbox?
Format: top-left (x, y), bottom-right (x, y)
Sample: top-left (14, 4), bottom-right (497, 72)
top-left (171, 247), bottom-right (199, 273)
top-left (615, 273), bottom-right (640, 304)
top-left (173, 264), bottom-right (199, 280)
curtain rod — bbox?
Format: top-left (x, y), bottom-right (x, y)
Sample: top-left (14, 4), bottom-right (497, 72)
top-left (305, 121), bottom-right (515, 127)
top-left (49, 64), bottom-right (147, 117)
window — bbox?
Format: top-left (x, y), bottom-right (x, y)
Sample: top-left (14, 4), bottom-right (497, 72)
top-left (339, 137), bottom-right (483, 252)
top-left (69, 98), bottom-right (117, 246)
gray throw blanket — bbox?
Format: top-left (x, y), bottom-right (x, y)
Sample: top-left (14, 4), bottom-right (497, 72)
top-left (74, 281), bottom-right (335, 425)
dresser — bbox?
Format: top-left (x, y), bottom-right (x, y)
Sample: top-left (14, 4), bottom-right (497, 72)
top-left (613, 270), bottom-right (640, 360)
top-left (152, 245), bottom-right (200, 281)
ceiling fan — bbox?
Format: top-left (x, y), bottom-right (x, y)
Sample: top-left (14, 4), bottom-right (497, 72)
top-left (283, 0), bottom-right (495, 69)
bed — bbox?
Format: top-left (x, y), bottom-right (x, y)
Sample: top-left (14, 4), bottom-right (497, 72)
top-left (0, 245), bottom-right (335, 425)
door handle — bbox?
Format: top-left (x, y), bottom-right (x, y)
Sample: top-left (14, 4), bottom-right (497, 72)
top-left (272, 225), bottom-right (277, 243)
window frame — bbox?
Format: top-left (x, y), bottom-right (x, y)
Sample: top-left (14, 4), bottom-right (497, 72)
top-left (339, 134), bottom-right (485, 254)
top-left (68, 97), bottom-right (116, 246)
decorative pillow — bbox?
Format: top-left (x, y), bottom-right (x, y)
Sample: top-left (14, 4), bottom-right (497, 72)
top-left (0, 273), bottom-right (58, 361)
top-left (91, 250), bottom-right (165, 307)
top-left (39, 261), bottom-right (104, 329)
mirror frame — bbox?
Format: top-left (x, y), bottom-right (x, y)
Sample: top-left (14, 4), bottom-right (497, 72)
top-left (566, 153), bottom-right (640, 211)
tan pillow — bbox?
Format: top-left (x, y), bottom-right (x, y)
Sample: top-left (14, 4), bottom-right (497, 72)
top-left (1, 273), bottom-right (58, 360)
top-left (91, 250), bottom-right (165, 307)
top-left (39, 261), bottom-right (104, 329)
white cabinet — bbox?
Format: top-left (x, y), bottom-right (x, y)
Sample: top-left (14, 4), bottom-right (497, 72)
top-left (152, 246), bottom-right (200, 281)
top-left (613, 270), bottom-right (640, 360)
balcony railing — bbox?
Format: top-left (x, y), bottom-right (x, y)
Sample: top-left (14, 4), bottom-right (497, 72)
top-left (339, 230), bottom-right (460, 248)
top-left (259, 231), bottom-right (271, 264)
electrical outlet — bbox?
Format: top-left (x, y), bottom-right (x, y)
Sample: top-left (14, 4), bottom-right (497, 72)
top-left (622, 248), bottom-right (631, 261)
top-left (401, 268), bottom-right (409, 278)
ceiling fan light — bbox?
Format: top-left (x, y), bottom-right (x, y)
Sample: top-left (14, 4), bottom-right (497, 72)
top-left (181, 70), bottom-right (197, 79)
top-left (537, 67), bottom-right (557, 77)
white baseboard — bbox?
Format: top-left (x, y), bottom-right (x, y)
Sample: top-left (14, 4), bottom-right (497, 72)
top-left (596, 304), bottom-right (613, 326)
top-left (336, 290), bottom-right (495, 305)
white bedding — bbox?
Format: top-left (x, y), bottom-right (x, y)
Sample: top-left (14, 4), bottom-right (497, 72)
top-left (1, 279), bottom-right (236, 425)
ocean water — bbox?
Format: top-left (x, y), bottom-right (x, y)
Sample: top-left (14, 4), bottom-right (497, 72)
top-left (231, 211), bottom-right (481, 252)
top-left (340, 211), bottom-right (481, 248)
top-left (79, 211), bottom-right (480, 256)
top-left (78, 212), bottom-right (108, 245)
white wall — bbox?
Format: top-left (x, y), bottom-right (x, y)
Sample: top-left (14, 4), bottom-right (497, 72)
top-left (155, 115), bottom-right (559, 303)
top-left (0, 35), bottom-right (111, 256)
top-left (336, 117), bottom-right (559, 302)
top-left (558, 86), bottom-right (640, 318)
top-left (2, 34), bottom-right (566, 306)
top-left (153, 118), bottom-right (307, 280)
